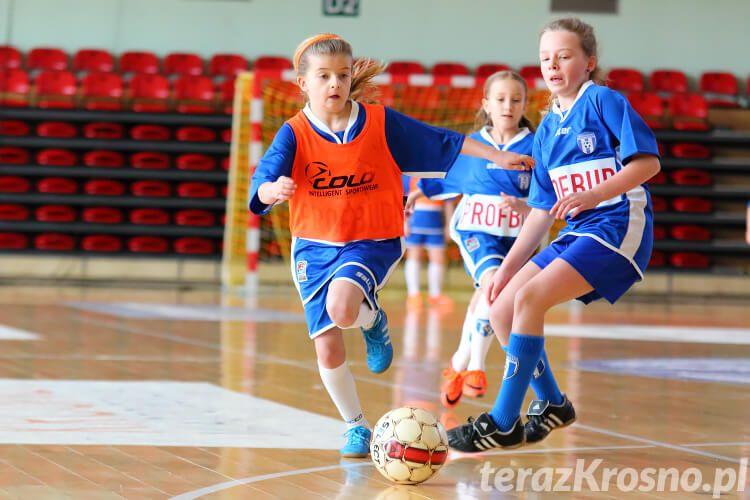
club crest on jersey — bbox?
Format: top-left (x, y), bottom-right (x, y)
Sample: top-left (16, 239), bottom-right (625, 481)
top-left (517, 172), bottom-right (531, 191)
top-left (577, 132), bottom-right (597, 154)
top-left (296, 260), bottom-right (308, 282)
top-left (503, 353), bottom-right (519, 380)
top-left (464, 237), bottom-right (480, 252)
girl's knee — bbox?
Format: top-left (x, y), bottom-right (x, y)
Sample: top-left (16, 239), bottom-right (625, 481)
top-left (326, 300), bottom-right (358, 328)
top-left (513, 282), bottom-right (550, 314)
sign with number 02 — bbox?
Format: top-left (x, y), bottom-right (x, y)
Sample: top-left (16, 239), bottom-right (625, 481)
top-left (323, 0), bottom-right (359, 16)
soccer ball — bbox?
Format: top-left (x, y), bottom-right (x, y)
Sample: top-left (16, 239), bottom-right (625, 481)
top-left (370, 406), bottom-right (449, 485)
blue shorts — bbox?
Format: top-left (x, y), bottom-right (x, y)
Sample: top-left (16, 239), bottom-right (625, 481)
top-left (405, 232), bottom-right (445, 248)
top-left (291, 237), bottom-right (405, 338)
top-left (450, 226), bottom-right (515, 287)
top-left (531, 234), bottom-right (642, 304)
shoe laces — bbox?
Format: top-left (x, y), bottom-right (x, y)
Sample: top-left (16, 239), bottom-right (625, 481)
top-left (344, 426), bottom-right (370, 446)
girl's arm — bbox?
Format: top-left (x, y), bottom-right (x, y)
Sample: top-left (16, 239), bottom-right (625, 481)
top-left (461, 137), bottom-right (535, 171)
top-left (404, 188), bottom-right (424, 214)
top-left (550, 154), bottom-right (661, 219)
top-left (257, 177), bottom-right (297, 206)
top-left (498, 192), bottom-right (532, 216)
top-left (487, 208), bottom-right (555, 302)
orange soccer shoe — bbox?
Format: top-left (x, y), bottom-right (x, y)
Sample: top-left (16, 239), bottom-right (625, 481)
top-left (427, 294), bottom-right (454, 313)
top-left (406, 294), bottom-right (422, 311)
top-left (440, 367), bottom-right (466, 408)
top-left (462, 370), bottom-right (488, 398)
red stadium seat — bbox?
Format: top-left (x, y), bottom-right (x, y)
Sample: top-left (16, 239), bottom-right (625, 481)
top-left (369, 85), bottom-right (396, 107)
top-left (431, 62), bottom-right (470, 81)
top-left (131, 180), bottom-right (171, 197)
top-left (651, 196), bottom-right (668, 212)
top-left (607, 68), bottom-right (644, 93)
top-left (218, 77), bottom-right (236, 113)
top-left (475, 63), bottom-right (511, 82)
top-left (652, 225), bottom-right (666, 240)
top-left (27, 47), bottom-right (68, 71)
top-left (130, 152), bottom-right (170, 169)
top-left (36, 122), bottom-right (77, 138)
top-left (0, 204), bottom-right (29, 220)
top-left (1, 69), bottom-right (30, 106)
top-left (387, 60), bottom-right (425, 76)
top-left (0, 232), bottom-right (27, 249)
top-left (83, 122), bottom-right (123, 139)
top-left (176, 153), bottom-right (215, 170)
top-left (209, 54), bottom-right (248, 77)
top-left (221, 157), bottom-right (230, 170)
top-left (35, 70), bottom-right (77, 109)
top-left (397, 86), bottom-right (441, 120)
top-left (626, 92), bottom-right (665, 129)
top-left (81, 72), bottom-right (123, 110)
top-left (0, 177), bottom-right (30, 192)
top-left (84, 179), bottom-right (125, 196)
top-left (648, 171), bottom-right (667, 185)
top-left (221, 128), bottom-right (231, 142)
top-left (0, 147), bottom-right (30, 164)
top-left (699, 72), bottom-right (739, 107)
top-left (177, 182), bottom-right (216, 198)
top-left (35, 205), bottom-right (76, 222)
top-left (73, 49), bottom-right (114, 73)
top-left (128, 74), bottom-right (170, 112)
top-left (82, 207), bottom-right (122, 223)
top-left (672, 197), bottom-right (712, 213)
top-left (671, 143), bottom-right (710, 159)
top-left (650, 70), bottom-right (688, 94)
top-left (130, 124), bottom-right (170, 141)
top-left (174, 237), bottom-right (214, 254)
top-left (175, 209), bottom-right (215, 226)
top-left (129, 208), bottom-right (169, 225)
top-left (671, 225), bottom-right (711, 241)
top-left (649, 251), bottom-right (666, 267)
top-left (37, 177), bottom-right (77, 194)
top-left (81, 235), bottom-right (122, 252)
top-left (35, 233), bottom-right (74, 251)
top-left (176, 126), bottom-right (216, 141)
top-left (174, 75), bottom-right (215, 113)
top-left (37, 149), bottom-right (77, 166)
top-left (0, 120), bottom-right (30, 136)
top-left (444, 87), bottom-right (483, 109)
top-left (657, 141), bottom-right (667, 157)
top-left (668, 93), bottom-right (710, 131)
top-left (119, 51), bottom-right (160, 75)
top-left (670, 252), bottom-right (709, 268)
top-left (254, 56), bottom-right (293, 71)
top-left (164, 52), bottom-right (204, 76)
top-left (0, 45), bottom-right (22, 69)
top-left (83, 150), bottom-right (124, 168)
top-left (128, 236), bottom-right (168, 253)
top-left (519, 65), bottom-right (544, 89)
top-left (671, 169), bottom-right (711, 186)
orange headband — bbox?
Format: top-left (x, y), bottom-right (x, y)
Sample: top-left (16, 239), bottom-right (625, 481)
top-left (295, 34), bottom-right (341, 71)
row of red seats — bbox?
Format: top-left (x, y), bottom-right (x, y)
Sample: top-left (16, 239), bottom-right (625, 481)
top-left (652, 197), bottom-right (713, 213)
top-left (650, 251), bottom-right (710, 268)
top-left (628, 92), bottom-right (710, 131)
top-left (0, 70), bottom-right (236, 113)
top-left (0, 147), bottom-right (229, 170)
top-left (0, 120), bottom-right (230, 142)
top-left (0, 176), bottom-right (224, 197)
top-left (653, 225), bottom-right (711, 241)
top-left (0, 204), bottom-right (220, 226)
top-left (0, 232), bottom-right (217, 254)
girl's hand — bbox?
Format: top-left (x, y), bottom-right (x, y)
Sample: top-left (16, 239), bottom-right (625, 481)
top-left (549, 190), bottom-right (600, 219)
top-left (404, 189), bottom-right (423, 215)
top-left (487, 265), bottom-right (514, 304)
top-left (267, 176), bottom-right (297, 204)
top-left (491, 150), bottom-right (535, 171)
top-left (498, 192), bottom-right (529, 214)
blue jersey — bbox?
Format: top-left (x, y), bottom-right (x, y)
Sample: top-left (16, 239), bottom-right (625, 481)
top-left (529, 81), bottom-right (660, 277)
top-left (249, 101), bottom-right (465, 216)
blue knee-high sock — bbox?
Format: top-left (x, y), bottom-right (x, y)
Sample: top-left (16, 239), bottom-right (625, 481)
top-left (490, 333), bottom-right (544, 431)
top-left (529, 348), bottom-right (563, 405)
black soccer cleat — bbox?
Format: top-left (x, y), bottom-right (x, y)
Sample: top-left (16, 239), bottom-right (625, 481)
top-left (447, 412), bottom-right (525, 452)
top-left (524, 394), bottom-right (576, 444)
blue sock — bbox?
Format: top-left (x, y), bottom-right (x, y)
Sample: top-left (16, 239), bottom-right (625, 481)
top-left (529, 348), bottom-right (563, 404)
top-left (490, 333), bottom-right (544, 431)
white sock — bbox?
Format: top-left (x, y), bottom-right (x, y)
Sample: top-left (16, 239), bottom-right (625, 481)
top-left (403, 309), bottom-right (419, 360)
top-left (350, 302), bottom-right (378, 329)
top-left (467, 294), bottom-right (494, 371)
top-left (405, 258), bottom-right (420, 296)
top-left (450, 306), bottom-right (474, 372)
top-left (318, 360), bottom-right (371, 430)
top-left (427, 262), bottom-right (443, 297)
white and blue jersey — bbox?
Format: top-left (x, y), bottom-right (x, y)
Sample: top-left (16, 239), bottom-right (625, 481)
top-left (419, 127), bottom-right (534, 286)
top-left (249, 102), bottom-right (465, 337)
top-left (529, 81), bottom-right (660, 303)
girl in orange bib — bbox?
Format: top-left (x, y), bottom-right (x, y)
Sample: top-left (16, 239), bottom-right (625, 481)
top-left (249, 33), bottom-right (534, 457)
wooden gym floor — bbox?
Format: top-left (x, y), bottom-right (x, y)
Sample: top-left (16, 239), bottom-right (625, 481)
top-left (0, 282), bottom-right (747, 499)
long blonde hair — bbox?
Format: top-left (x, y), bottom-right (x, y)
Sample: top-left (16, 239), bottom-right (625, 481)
top-left (474, 71), bottom-right (535, 133)
top-left (293, 33), bottom-right (386, 102)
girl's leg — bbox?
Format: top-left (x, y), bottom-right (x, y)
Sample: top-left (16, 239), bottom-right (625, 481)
top-left (489, 259), bottom-right (592, 431)
top-left (426, 247), bottom-right (445, 299)
top-left (465, 269), bottom-right (500, 373)
top-left (314, 328), bottom-right (372, 457)
top-left (450, 288), bottom-right (480, 371)
top-left (404, 247), bottom-right (422, 307)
